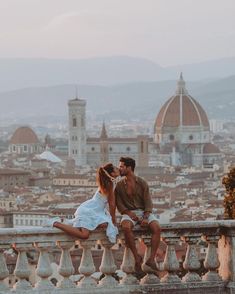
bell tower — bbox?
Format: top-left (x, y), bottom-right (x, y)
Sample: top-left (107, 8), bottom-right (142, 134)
top-left (68, 97), bottom-right (87, 166)
top-left (100, 122), bottom-right (109, 165)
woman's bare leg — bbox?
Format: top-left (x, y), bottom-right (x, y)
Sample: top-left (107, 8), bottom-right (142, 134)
top-left (53, 222), bottom-right (90, 239)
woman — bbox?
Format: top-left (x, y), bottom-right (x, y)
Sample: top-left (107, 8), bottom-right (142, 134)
top-left (44, 163), bottom-right (120, 243)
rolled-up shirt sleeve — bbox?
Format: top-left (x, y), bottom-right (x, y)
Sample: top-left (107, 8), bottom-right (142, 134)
top-left (143, 183), bottom-right (153, 213)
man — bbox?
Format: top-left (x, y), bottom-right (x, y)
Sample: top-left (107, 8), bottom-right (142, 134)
top-left (115, 157), bottom-right (161, 273)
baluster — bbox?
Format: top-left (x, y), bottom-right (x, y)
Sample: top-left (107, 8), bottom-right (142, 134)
top-left (182, 236), bottom-right (201, 282)
top-left (140, 236), bottom-right (160, 285)
top-left (161, 236), bottom-right (181, 283)
top-left (34, 242), bottom-right (54, 290)
top-left (0, 246), bottom-right (9, 291)
top-left (120, 239), bottom-right (138, 285)
top-left (57, 241), bottom-right (76, 289)
top-left (98, 238), bottom-right (118, 287)
top-left (202, 235), bottom-right (222, 281)
top-left (77, 239), bottom-right (97, 288)
top-left (13, 243), bottom-right (32, 291)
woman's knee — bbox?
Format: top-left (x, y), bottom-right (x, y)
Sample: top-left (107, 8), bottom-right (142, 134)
top-left (78, 228), bottom-right (90, 239)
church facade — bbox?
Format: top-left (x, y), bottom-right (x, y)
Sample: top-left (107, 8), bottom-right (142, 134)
top-left (68, 74), bottom-right (221, 168)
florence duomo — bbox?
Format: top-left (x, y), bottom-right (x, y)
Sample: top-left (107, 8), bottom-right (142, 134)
top-left (68, 73), bottom-right (221, 168)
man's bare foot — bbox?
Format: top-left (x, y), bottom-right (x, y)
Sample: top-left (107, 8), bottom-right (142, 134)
top-left (145, 259), bottom-right (158, 271)
top-left (135, 255), bottom-right (143, 272)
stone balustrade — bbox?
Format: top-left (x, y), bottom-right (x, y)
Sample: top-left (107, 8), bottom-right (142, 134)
top-left (1, 220), bottom-right (235, 293)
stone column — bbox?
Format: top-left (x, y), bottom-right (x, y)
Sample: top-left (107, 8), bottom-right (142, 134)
top-left (161, 236), bottom-right (181, 283)
top-left (202, 235), bottom-right (222, 282)
top-left (34, 242), bottom-right (54, 290)
top-left (140, 236), bottom-right (160, 285)
top-left (57, 240), bottom-right (76, 289)
top-left (13, 243), bottom-right (32, 291)
top-left (77, 239), bottom-right (97, 288)
top-left (120, 239), bottom-right (138, 285)
top-left (182, 236), bottom-right (201, 282)
top-left (0, 246), bottom-right (9, 291)
top-left (98, 238), bottom-right (118, 287)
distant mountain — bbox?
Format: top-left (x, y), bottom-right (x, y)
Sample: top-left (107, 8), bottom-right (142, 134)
top-left (0, 56), bottom-right (174, 92)
top-left (169, 57), bottom-right (235, 80)
top-left (1, 56), bottom-right (235, 92)
top-left (0, 75), bottom-right (234, 122)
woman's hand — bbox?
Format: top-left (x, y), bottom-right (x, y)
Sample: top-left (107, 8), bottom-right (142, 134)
top-left (112, 218), bottom-right (117, 226)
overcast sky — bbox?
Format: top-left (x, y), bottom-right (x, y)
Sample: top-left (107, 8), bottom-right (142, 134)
top-left (0, 0), bottom-right (235, 66)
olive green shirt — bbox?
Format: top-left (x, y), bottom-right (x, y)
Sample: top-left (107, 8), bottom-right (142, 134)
top-left (115, 176), bottom-right (153, 214)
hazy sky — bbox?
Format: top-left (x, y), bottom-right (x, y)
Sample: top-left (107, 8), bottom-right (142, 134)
top-left (0, 0), bottom-right (235, 66)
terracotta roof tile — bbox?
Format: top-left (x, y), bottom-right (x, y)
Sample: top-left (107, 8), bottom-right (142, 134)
top-left (10, 126), bottom-right (39, 144)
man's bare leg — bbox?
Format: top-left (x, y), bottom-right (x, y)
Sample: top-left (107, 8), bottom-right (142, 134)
top-left (53, 222), bottom-right (90, 239)
top-left (145, 221), bottom-right (161, 270)
top-left (121, 220), bottom-right (142, 271)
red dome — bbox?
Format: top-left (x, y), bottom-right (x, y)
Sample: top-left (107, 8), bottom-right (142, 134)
top-left (10, 126), bottom-right (39, 144)
top-left (203, 143), bottom-right (220, 154)
top-left (155, 75), bottom-right (209, 130)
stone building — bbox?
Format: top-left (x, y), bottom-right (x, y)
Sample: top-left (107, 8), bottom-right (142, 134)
top-left (153, 73), bottom-right (221, 167)
top-left (68, 98), bottom-right (87, 166)
top-left (0, 168), bottom-right (30, 191)
top-left (9, 126), bottom-right (42, 155)
top-left (68, 74), bottom-right (221, 168)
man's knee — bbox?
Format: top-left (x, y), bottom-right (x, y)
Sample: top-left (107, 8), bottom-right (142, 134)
top-left (121, 220), bottom-right (133, 231)
top-left (149, 221), bottom-right (161, 234)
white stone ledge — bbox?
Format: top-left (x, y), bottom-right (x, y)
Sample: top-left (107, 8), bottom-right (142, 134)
top-left (0, 220), bottom-right (234, 294)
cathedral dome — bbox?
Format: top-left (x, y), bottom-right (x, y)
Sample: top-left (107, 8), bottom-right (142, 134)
top-left (154, 74), bottom-right (209, 131)
top-left (10, 126), bottom-right (39, 144)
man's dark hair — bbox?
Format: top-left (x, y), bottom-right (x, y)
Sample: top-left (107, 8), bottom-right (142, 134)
top-left (119, 157), bottom-right (136, 171)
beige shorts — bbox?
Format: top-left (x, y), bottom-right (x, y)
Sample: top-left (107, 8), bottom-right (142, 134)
top-left (120, 209), bottom-right (158, 226)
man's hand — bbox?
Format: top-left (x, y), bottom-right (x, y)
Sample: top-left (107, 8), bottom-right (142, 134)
top-left (112, 217), bottom-right (117, 226)
top-left (126, 211), bottom-right (139, 221)
top-left (140, 212), bottom-right (150, 227)
top-left (140, 218), bottom-right (149, 227)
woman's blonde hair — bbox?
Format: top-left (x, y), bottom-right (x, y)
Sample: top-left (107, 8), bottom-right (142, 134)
top-left (96, 163), bottom-right (115, 193)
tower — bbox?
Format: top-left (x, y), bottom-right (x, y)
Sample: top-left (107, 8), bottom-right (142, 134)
top-left (68, 98), bottom-right (87, 166)
top-left (100, 122), bottom-right (109, 165)
top-left (137, 135), bottom-right (149, 167)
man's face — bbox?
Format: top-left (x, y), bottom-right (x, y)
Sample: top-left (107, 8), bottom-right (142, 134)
top-left (119, 161), bottom-right (128, 176)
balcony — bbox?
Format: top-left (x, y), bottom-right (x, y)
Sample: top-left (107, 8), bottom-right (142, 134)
top-left (0, 220), bottom-right (234, 294)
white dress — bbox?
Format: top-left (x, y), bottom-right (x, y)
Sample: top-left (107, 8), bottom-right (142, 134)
top-left (72, 190), bottom-right (118, 243)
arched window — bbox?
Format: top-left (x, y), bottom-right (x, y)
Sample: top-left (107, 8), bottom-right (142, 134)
top-left (141, 141), bottom-right (144, 153)
top-left (126, 146), bottom-right (130, 152)
top-left (72, 118), bottom-right (77, 127)
top-left (189, 135), bottom-right (193, 140)
top-left (169, 134), bottom-right (174, 141)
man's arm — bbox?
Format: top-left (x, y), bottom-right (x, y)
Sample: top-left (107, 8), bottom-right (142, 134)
top-left (143, 181), bottom-right (153, 216)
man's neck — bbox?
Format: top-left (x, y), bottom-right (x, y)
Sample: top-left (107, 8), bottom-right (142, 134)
top-left (126, 172), bottom-right (135, 181)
